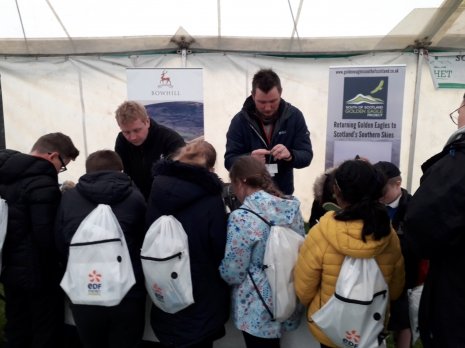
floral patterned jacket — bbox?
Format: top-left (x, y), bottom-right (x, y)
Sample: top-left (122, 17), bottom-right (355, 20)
top-left (219, 190), bottom-right (305, 338)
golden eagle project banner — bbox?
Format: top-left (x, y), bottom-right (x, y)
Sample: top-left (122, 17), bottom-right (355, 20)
top-left (325, 65), bottom-right (406, 168)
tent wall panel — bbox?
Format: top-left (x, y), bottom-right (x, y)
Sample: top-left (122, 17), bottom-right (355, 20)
top-left (0, 52), bottom-right (461, 220)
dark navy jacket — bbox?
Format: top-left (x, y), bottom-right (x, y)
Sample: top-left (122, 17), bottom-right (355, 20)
top-left (115, 119), bottom-right (185, 200)
top-left (225, 96), bottom-right (312, 194)
top-left (0, 150), bottom-right (62, 290)
top-left (146, 160), bottom-right (229, 347)
top-left (405, 134), bottom-right (465, 347)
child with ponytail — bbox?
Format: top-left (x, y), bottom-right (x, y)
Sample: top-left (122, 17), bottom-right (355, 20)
top-left (219, 155), bottom-right (305, 348)
top-left (294, 159), bottom-right (405, 348)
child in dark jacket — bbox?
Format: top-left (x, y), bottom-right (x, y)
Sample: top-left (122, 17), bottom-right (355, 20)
top-left (146, 140), bottom-right (229, 348)
top-left (55, 150), bottom-right (147, 348)
top-left (374, 161), bottom-right (418, 348)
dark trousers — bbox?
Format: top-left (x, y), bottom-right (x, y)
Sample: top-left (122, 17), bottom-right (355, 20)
top-left (4, 285), bottom-right (64, 348)
top-left (158, 338), bottom-right (213, 348)
top-left (242, 331), bottom-right (280, 348)
top-left (71, 296), bottom-right (146, 348)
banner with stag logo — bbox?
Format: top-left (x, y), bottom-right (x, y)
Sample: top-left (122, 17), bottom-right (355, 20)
top-left (127, 68), bottom-right (203, 141)
top-left (325, 65), bottom-right (406, 168)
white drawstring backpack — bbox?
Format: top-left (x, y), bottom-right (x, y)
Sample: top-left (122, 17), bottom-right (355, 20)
top-left (312, 256), bottom-right (389, 348)
top-left (60, 204), bottom-right (135, 306)
top-left (241, 208), bottom-right (304, 322)
top-left (0, 196), bottom-right (8, 274)
top-left (408, 284), bottom-right (423, 345)
top-left (141, 215), bottom-right (194, 314)
top-left (263, 224), bottom-right (304, 321)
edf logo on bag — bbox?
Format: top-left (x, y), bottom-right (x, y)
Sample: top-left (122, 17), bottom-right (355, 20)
top-left (342, 330), bottom-right (360, 347)
top-left (87, 269), bottom-right (102, 295)
top-left (141, 215), bottom-right (194, 314)
top-left (151, 283), bottom-right (164, 302)
top-left (60, 205), bottom-right (136, 306)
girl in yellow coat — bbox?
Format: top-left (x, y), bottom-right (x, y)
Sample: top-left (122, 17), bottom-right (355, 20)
top-left (294, 159), bottom-right (405, 348)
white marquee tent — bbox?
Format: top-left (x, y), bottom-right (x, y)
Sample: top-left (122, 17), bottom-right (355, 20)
top-left (1, 0), bottom-right (465, 346)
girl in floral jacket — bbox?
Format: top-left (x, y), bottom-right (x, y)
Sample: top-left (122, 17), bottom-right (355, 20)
top-left (219, 156), bottom-right (305, 348)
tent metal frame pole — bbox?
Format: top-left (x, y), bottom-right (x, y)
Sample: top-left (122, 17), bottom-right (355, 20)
top-left (181, 48), bottom-right (187, 67)
top-left (406, 48), bottom-right (425, 193)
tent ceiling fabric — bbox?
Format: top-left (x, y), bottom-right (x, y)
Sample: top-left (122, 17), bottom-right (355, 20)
top-left (0, 0), bottom-right (464, 56)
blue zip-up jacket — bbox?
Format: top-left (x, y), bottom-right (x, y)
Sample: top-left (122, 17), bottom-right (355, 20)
top-left (225, 96), bottom-right (313, 195)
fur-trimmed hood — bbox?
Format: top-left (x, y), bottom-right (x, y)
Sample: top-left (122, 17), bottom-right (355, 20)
top-left (312, 166), bottom-right (337, 203)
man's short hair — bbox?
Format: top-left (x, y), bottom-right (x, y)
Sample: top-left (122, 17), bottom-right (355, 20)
top-left (86, 150), bottom-right (123, 173)
top-left (115, 101), bottom-right (149, 125)
top-left (31, 132), bottom-right (79, 160)
top-left (373, 161), bottom-right (401, 180)
top-left (252, 69), bottom-right (282, 95)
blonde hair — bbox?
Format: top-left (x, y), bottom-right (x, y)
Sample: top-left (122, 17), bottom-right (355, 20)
top-left (115, 101), bottom-right (149, 125)
top-left (173, 140), bottom-right (216, 169)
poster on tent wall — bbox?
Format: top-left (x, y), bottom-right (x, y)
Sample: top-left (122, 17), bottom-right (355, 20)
top-left (427, 52), bottom-right (465, 89)
top-left (325, 65), bottom-right (406, 169)
top-left (126, 68), bottom-right (203, 141)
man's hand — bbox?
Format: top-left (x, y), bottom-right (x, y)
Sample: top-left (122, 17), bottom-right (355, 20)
top-left (270, 144), bottom-right (292, 161)
top-left (251, 149), bottom-right (271, 164)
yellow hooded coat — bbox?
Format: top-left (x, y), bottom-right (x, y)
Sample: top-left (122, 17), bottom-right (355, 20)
top-left (294, 211), bottom-right (405, 347)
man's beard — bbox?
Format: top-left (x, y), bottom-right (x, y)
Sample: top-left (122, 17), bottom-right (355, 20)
top-left (256, 111), bottom-right (279, 125)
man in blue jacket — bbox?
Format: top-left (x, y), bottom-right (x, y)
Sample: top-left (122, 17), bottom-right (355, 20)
top-left (224, 69), bottom-right (313, 195)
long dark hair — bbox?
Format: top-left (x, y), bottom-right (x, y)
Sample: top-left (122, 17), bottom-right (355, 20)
top-left (334, 159), bottom-right (390, 241)
top-left (229, 156), bottom-right (283, 198)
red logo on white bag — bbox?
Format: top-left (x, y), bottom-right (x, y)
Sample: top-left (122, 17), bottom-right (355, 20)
top-left (89, 270), bottom-right (101, 283)
top-left (88, 270), bottom-right (102, 295)
top-left (152, 282), bottom-right (164, 302)
top-left (342, 330), bottom-right (360, 347)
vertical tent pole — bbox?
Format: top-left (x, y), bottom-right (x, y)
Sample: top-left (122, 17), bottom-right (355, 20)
top-left (406, 48), bottom-right (425, 193)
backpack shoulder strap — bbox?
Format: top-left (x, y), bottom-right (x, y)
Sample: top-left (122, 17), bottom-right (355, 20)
top-left (238, 207), bottom-right (272, 226)
top-left (247, 269), bottom-right (275, 321)
top-left (238, 207), bottom-right (275, 320)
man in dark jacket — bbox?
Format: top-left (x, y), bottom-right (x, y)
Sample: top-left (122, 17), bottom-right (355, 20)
top-left (225, 69), bottom-right (313, 195)
top-left (55, 150), bottom-right (147, 348)
top-left (114, 100), bottom-right (185, 200)
top-left (0, 132), bottom-right (79, 348)
top-left (404, 93), bottom-right (465, 348)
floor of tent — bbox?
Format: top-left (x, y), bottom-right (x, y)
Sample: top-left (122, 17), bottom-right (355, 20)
top-left (217, 316), bottom-right (319, 348)
top-left (140, 299), bottom-right (319, 348)
top-left (64, 297), bottom-right (319, 348)
top-left (141, 315), bottom-right (320, 348)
